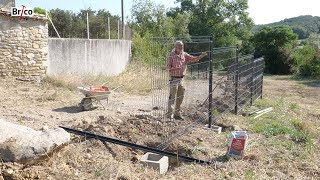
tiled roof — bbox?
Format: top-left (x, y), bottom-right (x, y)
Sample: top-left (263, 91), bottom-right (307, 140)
top-left (0, 8), bottom-right (47, 21)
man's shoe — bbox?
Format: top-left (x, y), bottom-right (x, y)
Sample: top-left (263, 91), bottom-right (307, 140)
top-left (173, 115), bottom-right (184, 120)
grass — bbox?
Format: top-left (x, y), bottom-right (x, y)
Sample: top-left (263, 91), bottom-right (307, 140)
top-left (244, 169), bottom-right (255, 180)
top-left (246, 97), bottom-right (315, 154)
top-left (289, 103), bottom-right (299, 111)
top-left (41, 62), bottom-right (167, 95)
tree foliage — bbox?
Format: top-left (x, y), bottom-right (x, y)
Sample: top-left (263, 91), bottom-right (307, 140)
top-left (48, 8), bottom-right (120, 38)
top-left (34, 7), bottom-right (46, 15)
top-left (166, 0), bottom-right (254, 47)
top-left (129, 0), bottom-right (253, 47)
top-left (253, 15), bottom-right (320, 39)
top-left (253, 26), bottom-right (298, 74)
top-left (129, 0), bottom-right (190, 38)
top-left (293, 45), bottom-right (320, 78)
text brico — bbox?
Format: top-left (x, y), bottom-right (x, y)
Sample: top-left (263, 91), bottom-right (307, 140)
top-left (11, 6), bottom-right (34, 20)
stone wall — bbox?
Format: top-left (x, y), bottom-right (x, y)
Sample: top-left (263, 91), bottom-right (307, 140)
top-left (0, 0), bottom-right (15, 11)
top-left (0, 14), bottom-right (48, 78)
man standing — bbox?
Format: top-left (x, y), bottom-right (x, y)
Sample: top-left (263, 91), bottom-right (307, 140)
top-left (166, 41), bottom-right (208, 120)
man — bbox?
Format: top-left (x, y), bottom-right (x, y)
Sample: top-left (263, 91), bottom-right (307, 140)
top-left (166, 41), bottom-right (208, 120)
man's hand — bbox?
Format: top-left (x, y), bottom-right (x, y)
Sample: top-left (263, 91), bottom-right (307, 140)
top-left (196, 52), bottom-right (208, 61)
top-left (200, 52), bottom-right (208, 58)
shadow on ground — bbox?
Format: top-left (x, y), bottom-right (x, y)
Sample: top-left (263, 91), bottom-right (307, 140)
top-left (267, 75), bottom-right (320, 88)
top-left (52, 106), bottom-right (85, 114)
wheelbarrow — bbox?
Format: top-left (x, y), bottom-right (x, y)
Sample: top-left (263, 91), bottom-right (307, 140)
top-left (77, 84), bottom-right (123, 111)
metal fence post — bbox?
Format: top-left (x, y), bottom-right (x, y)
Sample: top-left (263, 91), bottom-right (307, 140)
top-left (260, 59), bottom-right (264, 99)
top-left (208, 36), bottom-right (213, 128)
top-left (234, 45), bottom-right (239, 115)
top-left (250, 57), bottom-right (254, 106)
top-left (197, 64), bottom-right (200, 78)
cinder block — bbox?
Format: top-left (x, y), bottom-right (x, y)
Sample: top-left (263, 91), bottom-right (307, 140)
top-left (140, 153), bottom-right (168, 174)
top-left (204, 124), bottom-right (222, 134)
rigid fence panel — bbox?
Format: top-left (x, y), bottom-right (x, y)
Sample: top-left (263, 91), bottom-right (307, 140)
top-left (47, 38), bottom-right (132, 76)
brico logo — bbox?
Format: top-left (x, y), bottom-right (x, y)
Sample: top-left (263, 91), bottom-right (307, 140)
top-left (11, 5), bottom-right (34, 20)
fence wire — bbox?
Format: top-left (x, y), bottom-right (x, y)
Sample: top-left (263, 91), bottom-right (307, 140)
top-left (147, 37), bottom-right (264, 152)
top-left (105, 36), bottom-right (264, 157)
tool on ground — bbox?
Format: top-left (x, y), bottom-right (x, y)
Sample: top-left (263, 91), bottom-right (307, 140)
top-left (253, 107), bottom-right (273, 119)
top-left (78, 83), bottom-right (124, 111)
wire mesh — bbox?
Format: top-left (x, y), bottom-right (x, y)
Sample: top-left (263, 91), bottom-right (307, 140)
top-left (146, 38), bottom-right (265, 151)
top-left (109, 36), bottom-right (265, 155)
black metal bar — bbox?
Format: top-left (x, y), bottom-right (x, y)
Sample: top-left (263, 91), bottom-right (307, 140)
top-left (235, 45), bottom-right (239, 115)
top-left (250, 57), bottom-right (254, 106)
top-left (208, 36), bottom-right (213, 128)
top-left (60, 126), bottom-right (211, 165)
top-left (260, 59), bottom-right (264, 99)
top-left (197, 64), bottom-right (200, 78)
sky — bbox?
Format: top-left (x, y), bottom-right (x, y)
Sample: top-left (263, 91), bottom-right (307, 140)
top-left (14, 0), bottom-right (320, 25)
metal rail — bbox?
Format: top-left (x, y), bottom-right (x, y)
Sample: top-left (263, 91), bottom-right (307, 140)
top-left (60, 126), bottom-right (212, 165)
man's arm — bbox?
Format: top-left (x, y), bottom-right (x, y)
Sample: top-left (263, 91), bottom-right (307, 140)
top-left (185, 52), bottom-right (208, 63)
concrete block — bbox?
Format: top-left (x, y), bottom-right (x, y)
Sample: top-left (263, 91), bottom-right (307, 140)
top-left (140, 153), bottom-right (168, 174)
top-left (204, 125), bottom-right (222, 134)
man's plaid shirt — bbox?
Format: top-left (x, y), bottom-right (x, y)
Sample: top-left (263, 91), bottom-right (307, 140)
top-left (166, 49), bottom-right (198, 77)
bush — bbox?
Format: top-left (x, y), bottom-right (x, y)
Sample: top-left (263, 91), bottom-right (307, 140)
top-left (300, 58), bottom-right (320, 78)
top-left (293, 45), bottom-right (320, 78)
top-left (34, 7), bottom-right (46, 15)
top-left (293, 45), bottom-right (315, 71)
top-left (132, 33), bottom-right (173, 66)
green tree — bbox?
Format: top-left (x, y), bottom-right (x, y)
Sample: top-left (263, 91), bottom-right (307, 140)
top-left (168, 0), bottom-right (254, 47)
top-left (292, 45), bottom-right (315, 72)
top-left (48, 9), bottom-right (75, 38)
top-left (293, 45), bottom-right (320, 78)
top-left (292, 26), bottom-right (309, 39)
top-left (253, 26), bottom-right (298, 74)
top-left (34, 7), bottom-right (46, 15)
top-left (48, 8), bottom-right (120, 39)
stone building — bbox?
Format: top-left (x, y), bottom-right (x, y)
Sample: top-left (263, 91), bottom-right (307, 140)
top-left (0, 2), bottom-right (48, 78)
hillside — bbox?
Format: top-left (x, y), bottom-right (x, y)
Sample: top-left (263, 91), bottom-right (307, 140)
top-left (253, 15), bottom-right (320, 39)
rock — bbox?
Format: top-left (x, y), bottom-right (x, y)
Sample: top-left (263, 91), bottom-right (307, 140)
top-left (26, 53), bottom-right (35, 59)
top-left (98, 115), bottom-right (105, 121)
top-left (214, 162), bottom-right (227, 169)
top-left (42, 125), bottom-right (49, 131)
top-left (116, 119), bottom-right (123, 124)
top-left (0, 119), bottom-right (70, 164)
top-left (0, 175), bottom-right (4, 180)
top-left (197, 138), bottom-right (204, 142)
top-left (86, 148), bottom-right (92, 153)
top-left (86, 153), bottom-right (92, 159)
top-left (153, 106), bottom-right (159, 110)
top-left (3, 169), bottom-right (14, 177)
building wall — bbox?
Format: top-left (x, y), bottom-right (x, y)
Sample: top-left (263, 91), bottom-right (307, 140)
top-left (48, 38), bottom-right (131, 76)
top-left (0, 0), bottom-right (15, 11)
top-left (0, 15), bottom-right (48, 78)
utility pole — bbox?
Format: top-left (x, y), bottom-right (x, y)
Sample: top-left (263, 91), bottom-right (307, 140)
top-left (108, 17), bottom-right (110, 39)
top-left (118, 20), bottom-right (120, 39)
top-left (121, 0), bottom-right (124, 39)
top-left (87, 12), bottom-right (90, 39)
